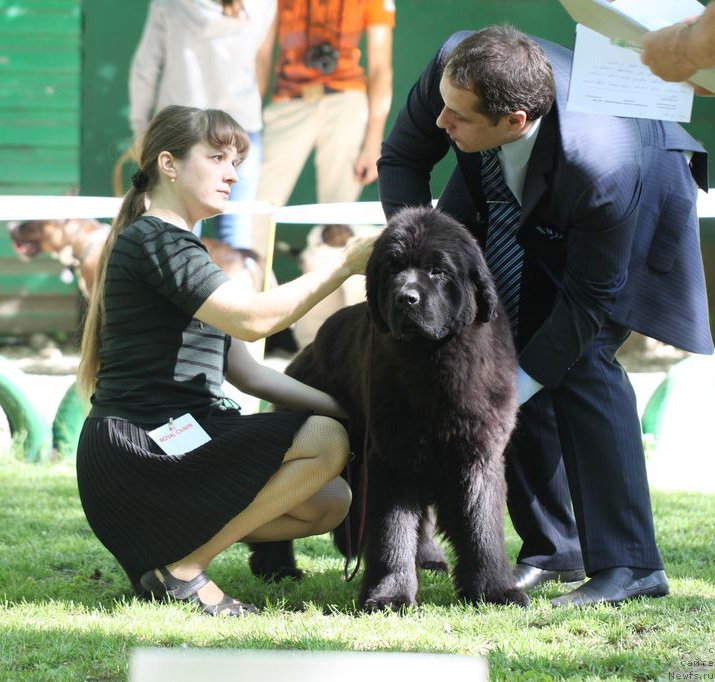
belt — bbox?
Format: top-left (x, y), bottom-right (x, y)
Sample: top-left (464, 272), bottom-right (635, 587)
top-left (290, 83), bottom-right (341, 102)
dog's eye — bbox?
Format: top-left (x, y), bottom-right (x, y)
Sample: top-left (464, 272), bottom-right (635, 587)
top-left (388, 261), bottom-right (403, 274)
top-left (429, 267), bottom-right (446, 279)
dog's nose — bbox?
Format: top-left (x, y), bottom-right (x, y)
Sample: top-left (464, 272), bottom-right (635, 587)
top-left (396, 288), bottom-right (420, 308)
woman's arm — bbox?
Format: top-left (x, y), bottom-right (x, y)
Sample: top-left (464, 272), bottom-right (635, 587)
top-left (195, 235), bottom-right (375, 342)
top-left (225, 340), bottom-right (346, 418)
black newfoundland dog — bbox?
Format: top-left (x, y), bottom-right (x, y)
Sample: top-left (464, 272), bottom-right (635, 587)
top-left (252, 206), bottom-right (527, 609)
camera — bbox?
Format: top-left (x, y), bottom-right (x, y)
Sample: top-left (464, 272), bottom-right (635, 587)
top-left (304, 43), bottom-right (340, 74)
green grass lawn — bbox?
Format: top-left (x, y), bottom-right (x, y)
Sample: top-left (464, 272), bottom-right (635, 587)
top-left (0, 456), bottom-right (713, 681)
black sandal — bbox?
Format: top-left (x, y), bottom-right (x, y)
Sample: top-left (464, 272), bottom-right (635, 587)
top-left (139, 566), bottom-right (257, 617)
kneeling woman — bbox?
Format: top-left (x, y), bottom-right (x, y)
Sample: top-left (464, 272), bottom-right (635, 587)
top-left (76, 105), bottom-right (374, 617)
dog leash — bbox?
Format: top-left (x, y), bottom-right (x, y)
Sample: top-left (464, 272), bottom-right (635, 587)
top-left (343, 322), bottom-right (375, 582)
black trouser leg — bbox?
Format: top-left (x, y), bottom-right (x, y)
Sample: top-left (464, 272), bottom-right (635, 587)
top-left (506, 391), bottom-right (584, 571)
top-left (551, 326), bottom-right (663, 574)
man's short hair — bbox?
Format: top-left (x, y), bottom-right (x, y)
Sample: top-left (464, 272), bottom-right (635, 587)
top-left (444, 25), bottom-right (556, 121)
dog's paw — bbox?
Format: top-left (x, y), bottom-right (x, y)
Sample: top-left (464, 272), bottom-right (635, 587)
top-left (248, 545), bottom-right (303, 583)
top-left (258, 565), bottom-right (304, 583)
top-left (417, 559), bottom-right (449, 573)
top-left (360, 572), bottom-right (418, 612)
top-left (361, 593), bottom-right (416, 613)
top-left (416, 542), bottom-right (448, 572)
top-left (459, 582), bottom-right (530, 608)
top-left (484, 587), bottom-right (530, 608)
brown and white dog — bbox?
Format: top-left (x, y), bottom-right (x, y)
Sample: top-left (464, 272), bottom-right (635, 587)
top-left (292, 223), bottom-right (382, 348)
top-left (7, 218), bottom-right (266, 299)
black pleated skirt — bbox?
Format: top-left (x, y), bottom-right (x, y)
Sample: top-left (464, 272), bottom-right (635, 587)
top-left (76, 407), bottom-right (311, 590)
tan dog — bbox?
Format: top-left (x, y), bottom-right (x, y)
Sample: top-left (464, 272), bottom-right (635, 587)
top-left (7, 218), bottom-right (265, 299)
top-left (293, 223), bottom-right (382, 348)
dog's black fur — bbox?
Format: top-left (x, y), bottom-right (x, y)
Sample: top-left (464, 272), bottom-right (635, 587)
top-left (252, 206), bottom-right (527, 609)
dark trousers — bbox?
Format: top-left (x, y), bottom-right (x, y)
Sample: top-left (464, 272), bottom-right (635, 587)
top-left (506, 323), bottom-right (663, 575)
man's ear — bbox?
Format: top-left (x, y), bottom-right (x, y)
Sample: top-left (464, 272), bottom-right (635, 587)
top-left (507, 110), bottom-right (529, 134)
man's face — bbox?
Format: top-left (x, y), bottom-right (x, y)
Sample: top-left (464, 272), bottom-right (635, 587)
top-left (436, 75), bottom-right (521, 153)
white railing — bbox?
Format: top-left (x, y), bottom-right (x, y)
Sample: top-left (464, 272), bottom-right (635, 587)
top-left (0, 197), bottom-right (388, 225)
top-left (2, 190), bottom-right (712, 223)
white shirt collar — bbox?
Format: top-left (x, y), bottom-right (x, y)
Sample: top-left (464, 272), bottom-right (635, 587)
top-left (500, 117), bottom-right (541, 168)
top-left (497, 118), bottom-right (542, 204)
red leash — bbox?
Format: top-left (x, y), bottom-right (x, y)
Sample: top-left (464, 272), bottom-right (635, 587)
top-left (344, 323), bottom-right (375, 582)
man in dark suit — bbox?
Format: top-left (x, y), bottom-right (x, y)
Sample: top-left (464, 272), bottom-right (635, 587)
top-left (378, 25), bottom-right (713, 606)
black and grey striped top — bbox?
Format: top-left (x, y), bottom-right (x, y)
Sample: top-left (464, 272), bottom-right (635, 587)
top-left (89, 216), bottom-right (231, 424)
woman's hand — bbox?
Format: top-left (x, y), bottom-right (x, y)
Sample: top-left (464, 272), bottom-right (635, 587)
top-left (342, 234), bottom-right (378, 276)
top-left (196, 233), bottom-right (379, 341)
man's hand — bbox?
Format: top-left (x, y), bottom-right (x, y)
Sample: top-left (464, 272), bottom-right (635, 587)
top-left (641, 18), bottom-right (701, 83)
top-left (641, 4), bottom-right (715, 95)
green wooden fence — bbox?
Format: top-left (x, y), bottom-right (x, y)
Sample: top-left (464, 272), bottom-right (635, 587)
top-left (0, 0), bottom-right (81, 336)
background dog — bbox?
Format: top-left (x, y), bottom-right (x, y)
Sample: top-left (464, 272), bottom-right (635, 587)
top-left (292, 223), bottom-right (383, 349)
top-left (7, 218), bottom-right (266, 299)
top-left (251, 206), bottom-right (528, 610)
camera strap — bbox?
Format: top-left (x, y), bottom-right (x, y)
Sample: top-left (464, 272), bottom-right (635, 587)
top-left (305, 0), bottom-right (344, 49)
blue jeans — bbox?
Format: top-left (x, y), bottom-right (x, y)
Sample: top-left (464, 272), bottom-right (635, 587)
top-left (195, 131), bottom-right (262, 249)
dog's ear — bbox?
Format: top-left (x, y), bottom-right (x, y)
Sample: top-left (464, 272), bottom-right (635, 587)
top-left (365, 248), bottom-right (390, 333)
top-left (471, 247), bottom-right (499, 323)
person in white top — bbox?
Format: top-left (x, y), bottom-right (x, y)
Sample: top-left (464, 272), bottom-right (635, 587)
top-left (129, 0), bottom-right (277, 248)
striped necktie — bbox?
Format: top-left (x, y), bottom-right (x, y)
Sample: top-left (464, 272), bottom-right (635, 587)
top-left (481, 148), bottom-right (524, 336)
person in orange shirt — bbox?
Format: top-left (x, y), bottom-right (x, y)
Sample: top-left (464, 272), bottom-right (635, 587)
top-left (257, 0), bottom-right (395, 207)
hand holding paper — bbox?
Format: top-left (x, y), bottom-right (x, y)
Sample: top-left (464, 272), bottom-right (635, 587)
top-left (568, 24), bottom-right (694, 122)
top-left (640, 4), bottom-right (715, 94)
top-left (559, 0), bottom-right (715, 95)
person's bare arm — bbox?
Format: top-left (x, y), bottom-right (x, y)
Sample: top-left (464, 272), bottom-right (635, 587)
top-left (641, 2), bottom-right (715, 92)
top-left (353, 24), bottom-right (393, 185)
top-left (195, 236), bottom-right (375, 341)
top-left (255, 13), bottom-right (277, 100)
top-left (225, 341), bottom-right (346, 417)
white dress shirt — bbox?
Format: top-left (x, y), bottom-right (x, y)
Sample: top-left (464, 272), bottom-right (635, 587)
top-left (493, 118), bottom-right (544, 403)
top-left (497, 117), bottom-right (542, 205)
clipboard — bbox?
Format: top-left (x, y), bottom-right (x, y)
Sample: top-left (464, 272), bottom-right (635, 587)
top-left (559, 0), bottom-right (715, 93)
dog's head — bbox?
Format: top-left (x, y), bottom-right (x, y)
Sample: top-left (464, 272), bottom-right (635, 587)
top-left (7, 218), bottom-right (109, 265)
top-left (6, 220), bottom-right (57, 260)
top-left (365, 206), bottom-right (498, 341)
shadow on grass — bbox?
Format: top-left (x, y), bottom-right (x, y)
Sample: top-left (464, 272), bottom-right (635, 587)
top-left (489, 649), bottom-right (677, 680)
top-left (2, 617), bottom-right (711, 682)
top-left (1, 465), bottom-right (713, 614)
top-left (0, 623), bottom-right (386, 681)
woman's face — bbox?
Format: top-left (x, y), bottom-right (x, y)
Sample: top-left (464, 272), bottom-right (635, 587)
top-left (173, 141), bottom-right (240, 221)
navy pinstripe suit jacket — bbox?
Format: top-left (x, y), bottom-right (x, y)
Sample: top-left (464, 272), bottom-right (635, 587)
top-left (378, 32), bottom-right (714, 388)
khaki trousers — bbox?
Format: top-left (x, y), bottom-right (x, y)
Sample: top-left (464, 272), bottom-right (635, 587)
top-left (257, 90), bottom-right (369, 206)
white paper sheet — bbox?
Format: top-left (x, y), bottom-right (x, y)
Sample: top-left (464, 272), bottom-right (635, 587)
top-left (559, 0), bottom-right (715, 93)
top-left (611, 0), bottom-right (705, 32)
top-left (567, 25), bottom-right (694, 121)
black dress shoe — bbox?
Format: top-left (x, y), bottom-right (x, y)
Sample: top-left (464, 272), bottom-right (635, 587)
top-left (550, 567), bottom-right (669, 607)
top-left (513, 563), bottom-right (586, 590)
